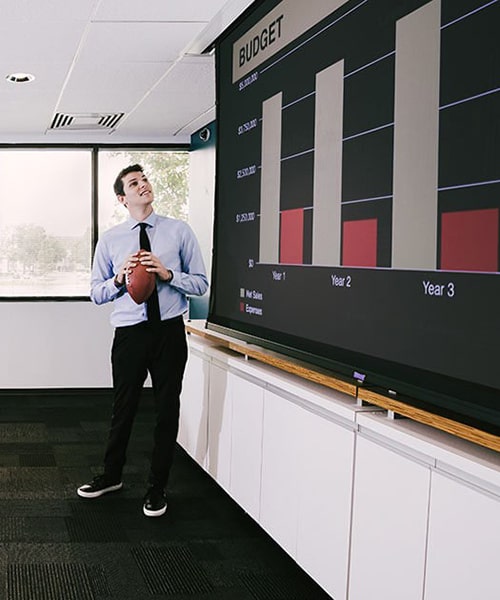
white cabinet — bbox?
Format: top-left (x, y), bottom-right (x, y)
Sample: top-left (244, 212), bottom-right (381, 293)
top-left (424, 471), bottom-right (500, 600)
top-left (260, 389), bottom-right (359, 600)
top-left (348, 434), bottom-right (430, 600)
top-left (179, 347), bottom-right (209, 466)
top-left (296, 407), bottom-right (355, 600)
top-left (352, 413), bottom-right (500, 600)
top-left (229, 371), bottom-right (264, 520)
top-left (260, 390), bottom-right (302, 555)
top-left (206, 361), bottom-right (233, 492)
top-left (181, 331), bottom-right (500, 600)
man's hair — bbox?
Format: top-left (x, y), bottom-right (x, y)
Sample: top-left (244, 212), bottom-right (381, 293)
top-left (113, 164), bottom-right (144, 196)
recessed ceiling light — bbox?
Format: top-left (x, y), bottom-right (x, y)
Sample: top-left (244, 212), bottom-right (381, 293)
top-left (6, 72), bottom-right (35, 83)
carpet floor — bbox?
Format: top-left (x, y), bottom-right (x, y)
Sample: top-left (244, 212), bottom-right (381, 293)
top-left (0, 391), bottom-right (332, 599)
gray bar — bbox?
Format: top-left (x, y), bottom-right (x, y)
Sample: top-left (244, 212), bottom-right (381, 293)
top-left (392, 0), bottom-right (440, 269)
top-left (259, 92), bottom-right (282, 264)
top-left (313, 60), bottom-right (344, 266)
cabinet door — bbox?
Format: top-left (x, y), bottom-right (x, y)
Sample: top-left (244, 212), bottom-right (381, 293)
top-left (424, 471), bottom-right (500, 600)
top-left (296, 409), bottom-right (355, 600)
top-left (260, 390), bottom-right (302, 557)
top-left (207, 362), bottom-right (232, 491)
top-left (349, 435), bottom-right (430, 600)
top-left (179, 350), bottom-right (209, 466)
top-left (261, 390), bottom-right (357, 600)
top-left (229, 373), bottom-right (264, 520)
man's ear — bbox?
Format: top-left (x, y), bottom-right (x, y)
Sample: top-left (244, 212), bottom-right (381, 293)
top-left (117, 194), bottom-right (128, 208)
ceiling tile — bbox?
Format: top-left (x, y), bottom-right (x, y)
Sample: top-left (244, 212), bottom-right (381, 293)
top-left (58, 62), bottom-right (172, 113)
top-left (117, 56), bottom-right (216, 138)
top-left (77, 22), bottom-right (206, 64)
top-left (0, 61), bottom-right (70, 92)
top-left (0, 21), bottom-right (86, 64)
top-left (0, 0), bottom-right (96, 21)
top-left (93, 0), bottom-right (229, 22)
top-left (0, 0), bottom-right (251, 141)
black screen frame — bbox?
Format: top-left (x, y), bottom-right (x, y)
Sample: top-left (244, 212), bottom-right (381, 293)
top-left (208, 0), bottom-right (500, 438)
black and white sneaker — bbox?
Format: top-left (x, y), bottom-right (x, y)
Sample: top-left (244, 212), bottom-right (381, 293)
top-left (143, 487), bottom-right (167, 517)
top-left (77, 475), bottom-right (123, 498)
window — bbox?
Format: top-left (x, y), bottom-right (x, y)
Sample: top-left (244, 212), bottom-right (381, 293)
top-left (0, 149), bottom-right (92, 297)
top-left (0, 147), bottom-right (189, 299)
top-left (98, 150), bottom-right (189, 233)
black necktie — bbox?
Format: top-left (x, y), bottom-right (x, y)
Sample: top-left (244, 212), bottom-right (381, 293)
top-left (139, 223), bottom-right (161, 322)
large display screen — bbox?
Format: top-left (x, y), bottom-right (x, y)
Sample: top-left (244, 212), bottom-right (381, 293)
top-left (208, 0), bottom-right (500, 436)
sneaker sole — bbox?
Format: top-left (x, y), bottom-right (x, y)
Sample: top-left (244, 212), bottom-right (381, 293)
top-left (77, 482), bottom-right (123, 499)
top-left (143, 503), bottom-right (167, 517)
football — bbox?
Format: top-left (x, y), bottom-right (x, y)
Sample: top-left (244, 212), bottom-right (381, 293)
top-left (125, 250), bottom-right (156, 304)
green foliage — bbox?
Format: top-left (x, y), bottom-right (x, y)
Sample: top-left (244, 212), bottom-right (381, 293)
top-left (68, 227), bottom-right (91, 270)
top-left (7, 224), bottom-right (67, 274)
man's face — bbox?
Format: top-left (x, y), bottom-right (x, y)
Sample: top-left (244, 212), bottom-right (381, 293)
top-left (119, 171), bottom-right (154, 208)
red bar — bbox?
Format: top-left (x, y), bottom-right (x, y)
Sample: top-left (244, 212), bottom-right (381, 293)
top-left (280, 208), bottom-right (304, 264)
top-left (441, 208), bottom-right (499, 272)
top-left (342, 218), bottom-right (378, 267)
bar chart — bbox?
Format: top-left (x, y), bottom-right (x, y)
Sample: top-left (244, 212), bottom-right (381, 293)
top-left (253, 0), bottom-right (499, 273)
top-left (211, 0), bottom-right (500, 433)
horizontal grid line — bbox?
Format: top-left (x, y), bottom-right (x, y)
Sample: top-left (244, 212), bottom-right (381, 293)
top-left (441, 0), bottom-right (498, 30)
top-left (440, 86), bottom-right (500, 110)
top-left (439, 179), bottom-right (500, 192)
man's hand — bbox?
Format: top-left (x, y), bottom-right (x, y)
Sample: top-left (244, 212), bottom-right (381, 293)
top-left (114, 253), bottom-right (142, 287)
top-left (138, 251), bottom-right (173, 282)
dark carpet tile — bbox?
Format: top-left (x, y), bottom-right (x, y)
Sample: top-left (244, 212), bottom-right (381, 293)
top-left (0, 444), bottom-right (53, 456)
top-left (0, 499), bottom-right (71, 518)
top-left (238, 570), bottom-right (326, 600)
top-left (6, 563), bottom-right (107, 600)
top-left (66, 514), bottom-right (128, 544)
top-left (0, 424), bottom-right (48, 444)
top-left (19, 454), bottom-right (56, 467)
top-left (132, 543), bottom-right (214, 595)
top-left (46, 427), bottom-right (97, 444)
top-left (0, 468), bottom-right (65, 501)
top-left (0, 456), bottom-right (19, 468)
top-left (0, 394), bottom-right (331, 600)
top-left (0, 517), bottom-right (69, 543)
top-left (53, 446), bottom-right (104, 468)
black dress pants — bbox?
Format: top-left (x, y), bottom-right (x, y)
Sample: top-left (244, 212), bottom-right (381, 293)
top-left (104, 316), bottom-right (187, 489)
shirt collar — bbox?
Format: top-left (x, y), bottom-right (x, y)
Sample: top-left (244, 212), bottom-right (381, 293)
top-left (128, 211), bottom-right (157, 230)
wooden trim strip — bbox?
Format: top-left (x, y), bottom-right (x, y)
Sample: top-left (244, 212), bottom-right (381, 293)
top-left (358, 388), bottom-right (500, 453)
top-left (186, 321), bottom-right (357, 397)
top-left (186, 321), bottom-right (500, 453)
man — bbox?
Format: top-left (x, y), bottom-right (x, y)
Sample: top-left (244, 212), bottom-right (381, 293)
top-left (77, 164), bottom-right (208, 517)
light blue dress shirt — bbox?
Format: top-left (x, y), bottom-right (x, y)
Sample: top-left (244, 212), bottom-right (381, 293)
top-left (90, 212), bottom-right (209, 327)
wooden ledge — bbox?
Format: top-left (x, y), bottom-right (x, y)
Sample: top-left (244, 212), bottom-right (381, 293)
top-left (185, 320), bottom-right (357, 398)
top-left (358, 388), bottom-right (500, 453)
top-left (186, 320), bottom-right (500, 453)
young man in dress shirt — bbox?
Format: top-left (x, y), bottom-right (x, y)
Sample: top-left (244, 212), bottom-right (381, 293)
top-left (77, 164), bottom-right (208, 517)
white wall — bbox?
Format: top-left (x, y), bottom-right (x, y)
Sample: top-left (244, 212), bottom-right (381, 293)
top-left (188, 149), bottom-right (215, 276)
top-left (0, 134), bottom-right (216, 390)
top-left (189, 124), bottom-right (216, 274)
top-left (0, 302), bottom-right (113, 388)
top-left (187, 123), bottom-right (216, 318)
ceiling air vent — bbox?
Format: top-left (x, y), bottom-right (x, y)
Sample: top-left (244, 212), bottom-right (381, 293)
top-left (49, 112), bottom-right (125, 132)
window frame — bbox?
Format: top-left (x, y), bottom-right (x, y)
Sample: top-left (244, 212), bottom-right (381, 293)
top-left (0, 143), bottom-right (189, 302)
